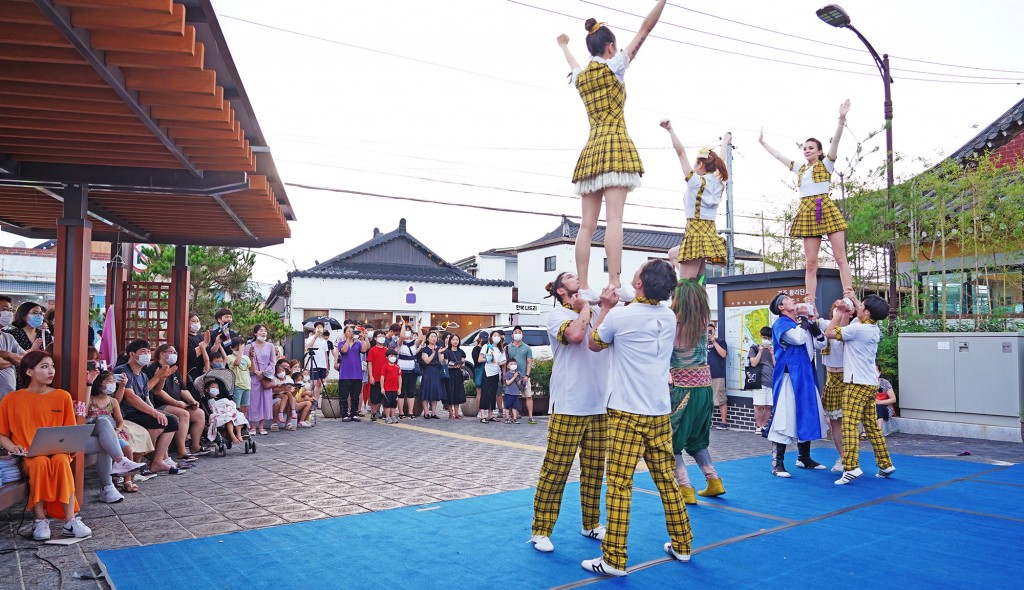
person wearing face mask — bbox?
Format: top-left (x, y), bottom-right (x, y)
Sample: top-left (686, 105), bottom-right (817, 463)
top-left (145, 344), bottom-right (208, 463)
top-left (270, 359), bottom-right (297, 431)
top-left (417, 331), bottom-right (445, 419)
top-left (244, 325), bottom-right (276, 435)
top-left (381, 350), bottom-right (402, 423)
top-left (365, 330), bottom-right (390, 421)
top-left (4, 301), bottom-right (47, 389)
top-left (185, 311), bottom-right (212, 385)
top-left (506, 326), bottom-right (536, 424)
top-left (86, 372), bottom-right (148, 503)
top-left (0, 295), bottom-right (27, 399)
top-left (747, 326), bottom-right (776, 435)
top-left (478, 331), bottom-right (507, 423)
top-left (395, 326), bottom-right (423, 420)
top-left (304, 322), bottom-right (332, 407)
top-left (113, 340), bottom-right (181, 474)
top-left (225, 340), bottom-right (252, 417)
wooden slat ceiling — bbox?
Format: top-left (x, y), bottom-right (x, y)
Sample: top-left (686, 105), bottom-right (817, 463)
top-left (0, 0), bottom-right (291, 246)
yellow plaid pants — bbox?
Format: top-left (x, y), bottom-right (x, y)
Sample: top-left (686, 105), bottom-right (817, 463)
top-left (602, 409), bottom-right (692, 570)
top-left (841, 383), bottom-right (893, 471)
top-left (531, 413), bottom-right (608, 537)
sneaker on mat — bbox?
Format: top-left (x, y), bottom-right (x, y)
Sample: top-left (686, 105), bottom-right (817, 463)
top-left (795, 458), bottom-right (826, 470)
top-left (32, 519), bottom-right (50, 541)
top-left (772, 467), bottom-right (792, 479)
top-left (663, 542), bottom-right (691, 562)
top-left (831, 459), bottom-right (844, 473)
top-left (581, 557), bottom-right (626, 577)
top-left (835, 467), bottom-right (864, 485)
top-left (100, 484), bottom-right (124, 504)
top-left (581, 525), bottom-right (606, 541)
top-left (529, 535), bottom-right (554, 552)
top-left (876, 466), bottom-right (897, 478)
top-left (62, 517), bottom-right (92, 538)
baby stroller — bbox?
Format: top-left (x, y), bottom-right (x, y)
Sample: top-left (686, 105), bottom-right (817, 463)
top-left (193, 369), bottom-right (255, 457)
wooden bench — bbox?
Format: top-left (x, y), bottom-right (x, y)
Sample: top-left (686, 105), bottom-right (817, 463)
top-left (0, 453), bottom-right (99, 514)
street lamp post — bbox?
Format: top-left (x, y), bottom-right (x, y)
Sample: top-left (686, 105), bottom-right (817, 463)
top-left (816, 4), bottom-right (898, 319)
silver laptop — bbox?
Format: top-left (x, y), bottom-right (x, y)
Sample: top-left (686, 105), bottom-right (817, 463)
top-left (24, 425), bottom-right (94, 457)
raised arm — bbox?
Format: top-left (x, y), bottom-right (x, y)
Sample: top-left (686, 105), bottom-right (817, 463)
top-left (720, 131), bottom-right (732, 171)
top-left (660, 119), bottom-right (692, 177)
top-left (828, 99), bottom-right (850, 161)
top-left (557, 34), bottom-right (580, 71)
top-left (759, 128), bottom-right (792, 169)
top-left (624, 0), bottom-right (668, 61)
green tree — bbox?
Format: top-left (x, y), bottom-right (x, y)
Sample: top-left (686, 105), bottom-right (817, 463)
top-left (132, 245), bottom-right (294, 343)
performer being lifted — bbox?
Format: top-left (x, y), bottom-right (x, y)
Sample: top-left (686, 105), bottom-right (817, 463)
top-left (557, 0), bottom-right (668, 302)
top-left (759, 100), bottom-right (853, 306)
top-left (661, 120), bottom-right (731, 282)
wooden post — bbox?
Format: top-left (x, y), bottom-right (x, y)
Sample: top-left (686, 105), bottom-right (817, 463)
top-left (54, 183), bottom-right (92, 506)
top-left (169, 245), bottom-right (190, 381)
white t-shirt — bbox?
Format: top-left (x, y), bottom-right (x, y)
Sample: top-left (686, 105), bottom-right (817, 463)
top-left (0, 332), bottom-right (25, 398)
top-left (304, 334), bottom-right (331, 369)
top-left (571, 51), bottom-right (630, 85)
top-left (838, 320), bottom-right (880, 385)
top-left (791, 156), bottom-right (835, 198)
top-left (820, 317), bottom-right (845, 369)
top-left (482, 345), bottom-right (506, 377)
top-left (547, 305), bottom-right (609, 416)
top-left (596, 302), bottom-right (675, 416)
top-left (684, 172), bottom-right (724, 220)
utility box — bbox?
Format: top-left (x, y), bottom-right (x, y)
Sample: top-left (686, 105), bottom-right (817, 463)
top-left (898, 333), bottom-right (1024, 439)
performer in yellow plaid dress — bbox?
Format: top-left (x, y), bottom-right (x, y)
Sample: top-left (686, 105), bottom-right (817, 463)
top-left (556, 1), bottom-right (668, 304)
top-left (660, 120), bottom-right (730, 280)
top-left (825, 289), bottom-right (895, 485)
top-left (583, 260), bottom-right (692, 578)
top-left (759, 99), bottom-right (854, 305)
top-left (820, 299), bottom-right (853, 473)
top-left (529, 272), bottom-right (610, 554)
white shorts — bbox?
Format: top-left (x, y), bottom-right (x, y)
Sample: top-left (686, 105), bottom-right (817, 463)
top-left (752, 386), bottom-right (773, 407)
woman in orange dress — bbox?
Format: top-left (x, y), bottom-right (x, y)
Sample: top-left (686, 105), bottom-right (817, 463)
top-left (0, 351), bottom-right (92, 541)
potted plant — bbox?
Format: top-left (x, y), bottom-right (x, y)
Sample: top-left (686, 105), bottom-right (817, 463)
top-left (320, 379), bottom-right (342, 419)
top-left (460, 379), bottom-right (479, 418)
top-left (529, 358), bottom-right (553, 416)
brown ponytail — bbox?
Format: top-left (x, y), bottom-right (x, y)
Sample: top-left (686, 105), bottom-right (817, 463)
top-left (697, 151), bottom-right (729, 183)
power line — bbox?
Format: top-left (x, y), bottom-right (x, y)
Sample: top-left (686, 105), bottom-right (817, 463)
top-left (508, 1), bottom-right (1023, 85)
top-left (663, 1), bottom-right (1024, 75)
top-left (584, 0), bottom-right (1024, 81)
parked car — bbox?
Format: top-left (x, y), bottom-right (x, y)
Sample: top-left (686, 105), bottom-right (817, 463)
top-left (460, 325), bottom-right (551, 369)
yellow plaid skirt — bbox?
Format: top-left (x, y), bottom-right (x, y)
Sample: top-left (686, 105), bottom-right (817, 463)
top-left (822, 371), bottom-right (844, 418)
top-left (789, 194), bottom-right (848, 237)
top-left (573, 133), bottom-right (644, 185)
top-left (678, 219), bottom-right (726, 264)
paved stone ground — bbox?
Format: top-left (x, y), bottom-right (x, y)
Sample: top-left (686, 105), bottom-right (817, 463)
top-left (2, 413), bottom-right (1021, 590)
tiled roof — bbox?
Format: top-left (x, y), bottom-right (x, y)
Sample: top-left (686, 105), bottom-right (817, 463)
top-left (519, 216), bottom-right (761, 259)
top-left (948, 96), bottom-right (1024, 164)
top-left (290, 219), bottom-right (514, 287)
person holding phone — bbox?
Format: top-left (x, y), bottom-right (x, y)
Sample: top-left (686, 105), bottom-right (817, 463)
top-left (3, 302), bottom-right (46, 389)
top-left (0, 295), bottom-right (26, 398)
top-left (145, 344), bottom-right (208, 463)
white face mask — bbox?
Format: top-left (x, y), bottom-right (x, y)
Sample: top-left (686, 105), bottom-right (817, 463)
top-left (491, 336), bottom-right (501, 344)
top-left (512, 333), bottom-right (523, 342)
top-left (209, 388), bottom-right (219, 396)
top-left (762, 338), bottom-right (771, 346)
top-left (508, 364), bottom-right (517, 372)
top-left (277, 372), bottom-right (286, 379)
top-left (0, 310), bottom-right (13, 327)
top-left (136, 353), bottom-right (151, 365)
top-left (388, 356), bottom-right (397, 363)
top-left (405, 331), bottom-right (413, 339)
top-left (256, 335), bottom-right (267, 342)
top-left (103, 383), bottom-right (117, 394)
top-left (376, 336), bottom-right (386, 344)
top-left (166, 353), bottom-right (178, 365)
top-left (189, 322), bottom-right (201, 332)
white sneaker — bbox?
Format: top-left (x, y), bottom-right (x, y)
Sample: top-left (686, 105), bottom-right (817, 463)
top-left (62, 516), bottom-right (92, 538)
top-left (663, 541), bottom-right (691, 562)
top-left (876, 466), bottom-right (897, 478)
top-left (581, 557), bottom-right (626, 577)
top-left (100, 484), bottom-right (124, 504)
top-left (529, 535), bottom-right (554, 552)
top-left (111, 456), bottom-right (146, 475)
top-left (578, 288), bottom-right (600, 304)
top-left (32, 519), bottom-right (50, 541)
top-left (835, 467), bottom-right (864, 485)
top-left (615, 284), bottom-right (636, 302)
top-left (581, 525), bottom-right (606, 541)
top-left (831, 459), bottom-right (844, 473)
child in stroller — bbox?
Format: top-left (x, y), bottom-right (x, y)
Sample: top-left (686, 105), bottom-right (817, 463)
top-left (193, 368), bottom-right (254, 456)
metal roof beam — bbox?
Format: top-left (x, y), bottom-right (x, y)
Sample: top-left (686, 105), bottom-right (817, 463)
top-left (33, 186), bottom-right (151, 242)
top-left (12, 162), bottom-right (246, 195)
top-left (211, 193), bottom-right (256, 240)
top-left (31, 0), bottom-right (202, 178)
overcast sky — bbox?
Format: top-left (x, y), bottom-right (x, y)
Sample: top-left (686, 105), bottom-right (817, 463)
top-left (4, 0), bottom-right (1024, 290)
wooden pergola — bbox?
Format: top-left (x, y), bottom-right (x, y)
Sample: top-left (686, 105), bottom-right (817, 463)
top-left (0, 0), bottom-right (294, 501)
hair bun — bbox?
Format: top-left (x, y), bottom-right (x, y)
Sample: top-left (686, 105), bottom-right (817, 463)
top-left (584, 18), bottom-right (598, 33)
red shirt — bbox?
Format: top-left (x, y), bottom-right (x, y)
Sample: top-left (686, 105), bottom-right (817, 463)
top-left (382, 363), bottom-right (401, 391)
top-left (366, 345), bottom-right (389, 381)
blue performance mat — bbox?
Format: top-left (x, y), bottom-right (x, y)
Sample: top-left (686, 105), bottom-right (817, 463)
top-left (97, 454), bottom-right (1021, 590)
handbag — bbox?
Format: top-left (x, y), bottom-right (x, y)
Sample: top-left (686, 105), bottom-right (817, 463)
top-left (743, 364), bottom-right (762, 390)
top-left (440, 362), bottom-right (450, 380)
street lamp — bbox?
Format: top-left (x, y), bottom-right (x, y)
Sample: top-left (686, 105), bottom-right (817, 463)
top-left (816, 4), bottom-right (898, 319)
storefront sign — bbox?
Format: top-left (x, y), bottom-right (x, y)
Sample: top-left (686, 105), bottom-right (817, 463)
top-left (515, 302), bottom-right (540, 315)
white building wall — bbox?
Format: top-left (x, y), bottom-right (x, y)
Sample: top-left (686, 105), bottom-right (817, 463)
top-left (475, 256), bottom-right (506, 282)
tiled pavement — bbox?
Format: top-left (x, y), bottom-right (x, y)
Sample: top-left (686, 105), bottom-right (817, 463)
top-left (2, 413), bottom-right (1022, 590)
